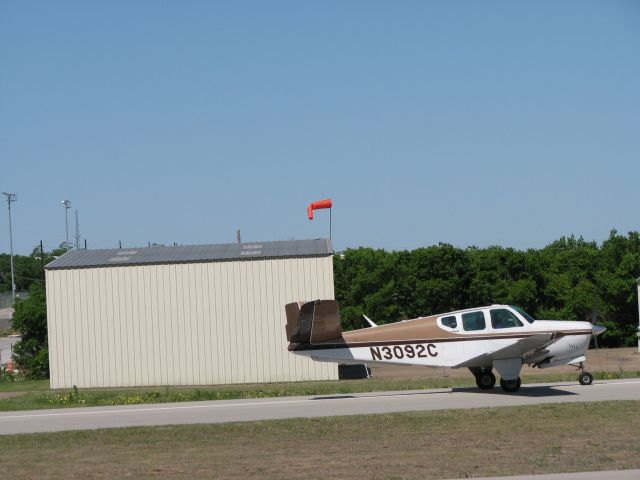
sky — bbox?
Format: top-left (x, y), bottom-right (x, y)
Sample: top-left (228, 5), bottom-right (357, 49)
top-left (1, 1), bottom-right (639, 255)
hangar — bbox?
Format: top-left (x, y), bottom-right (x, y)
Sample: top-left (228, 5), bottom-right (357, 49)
top-left (45, 238), bottom-right (338, 389)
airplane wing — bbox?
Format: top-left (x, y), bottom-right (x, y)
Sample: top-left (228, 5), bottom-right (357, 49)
top-left (453, 333), bottom-right (557, 368)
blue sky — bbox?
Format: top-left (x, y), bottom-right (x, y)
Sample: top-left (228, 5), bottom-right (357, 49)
top-left (1, 1), bottom-right (639, 255)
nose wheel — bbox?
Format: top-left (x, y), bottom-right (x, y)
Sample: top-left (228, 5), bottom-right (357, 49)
top-left (578, 371), bottom-right (593, 385)
top-left (577, 362), bottom-right (594, 385)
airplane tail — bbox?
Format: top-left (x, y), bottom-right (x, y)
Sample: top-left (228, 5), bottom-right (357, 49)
top-left (285, 300), bottom-right (343, 345)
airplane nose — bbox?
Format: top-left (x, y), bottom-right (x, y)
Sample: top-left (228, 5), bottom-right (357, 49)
top-left (592, 324), bottom-right (606, 336)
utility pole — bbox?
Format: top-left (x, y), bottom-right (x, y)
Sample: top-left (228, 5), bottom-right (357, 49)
top-left (2, 192), bottom-right (17, 302)
top-left (61, 200), bottom-right (71, 251)
top-left (40, 240), bottom-right (45, 281)
top-left (74, 210), bottom-right (80, 250)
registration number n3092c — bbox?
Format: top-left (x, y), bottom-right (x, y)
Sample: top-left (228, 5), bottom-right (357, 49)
top-left (369, 344), bottom-right (437, 361)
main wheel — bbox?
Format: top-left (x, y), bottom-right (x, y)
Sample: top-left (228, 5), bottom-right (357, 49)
top-left (476, 371), bottom-right (496, 390)
top-left (500, 377), bottom-right (521, 393)
top-left (578, 371), bottom-right (593, 386)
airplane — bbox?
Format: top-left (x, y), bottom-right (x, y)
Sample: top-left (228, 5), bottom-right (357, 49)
top-left (285, 300), bottom-right (606, 393)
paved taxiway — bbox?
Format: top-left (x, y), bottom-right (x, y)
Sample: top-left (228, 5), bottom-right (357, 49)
top-left (465, 470), bottom-right (640, 480)
top-left (0, 378), bottom-right (638, 435)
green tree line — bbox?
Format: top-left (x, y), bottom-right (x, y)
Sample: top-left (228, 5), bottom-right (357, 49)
top-left (334, 230), bottom-right (640, 347)
top-left (0, 246), bottom-right (66, 293)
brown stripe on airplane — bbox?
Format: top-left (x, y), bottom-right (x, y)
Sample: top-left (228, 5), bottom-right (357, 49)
top-left (288, 330), bottom-right (592, 351)
top-left (340, 314), bottom-right (591, 343)
top-left (344, 314), bottom-right (451, 343)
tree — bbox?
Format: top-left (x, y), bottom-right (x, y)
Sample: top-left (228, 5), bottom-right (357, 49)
top-left (0, 246), bottom-right (65, 293)
top-left (333, 231), bottom-right (640, 347)
top-left (11, 282), bottom-right (49, 378)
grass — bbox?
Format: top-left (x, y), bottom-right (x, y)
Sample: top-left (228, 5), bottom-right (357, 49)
top-left (1, 401), bottom-right (639, 479)
top-left (0, 378), bottom-right (49, 392)
top-left (0, 370), bottom-right (638, 412)
top-left (0, 377), bottom-right (472, 411)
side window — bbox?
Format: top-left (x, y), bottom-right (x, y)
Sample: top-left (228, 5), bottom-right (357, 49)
top-left (441, 315), bottom-right (457, 329)
top-left (462, 311), bottom-right (486, 331)
top-left (490, 309), bottom-right (524, 329)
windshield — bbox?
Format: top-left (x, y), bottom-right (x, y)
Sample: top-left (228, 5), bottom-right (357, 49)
top-left (511, 305), bottom-right (535, 323)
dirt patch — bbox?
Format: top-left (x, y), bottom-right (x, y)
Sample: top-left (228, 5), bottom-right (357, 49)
top-left (370, 347), bottom-right (640, 379)
top-left (0, 392), bottom-right (23, 400)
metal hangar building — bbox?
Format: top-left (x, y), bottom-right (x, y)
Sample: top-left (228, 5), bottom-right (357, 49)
top-left (44, 238), bottom-right (338, 389)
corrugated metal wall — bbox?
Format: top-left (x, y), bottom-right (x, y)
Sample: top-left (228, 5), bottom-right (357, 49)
top-left (46, 256), bottom-right (337, 388)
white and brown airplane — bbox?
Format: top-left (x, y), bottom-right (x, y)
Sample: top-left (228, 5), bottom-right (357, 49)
top-left (285, 300), bottom-right (606, 392)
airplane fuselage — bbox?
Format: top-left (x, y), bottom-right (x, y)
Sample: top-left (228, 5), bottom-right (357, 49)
top-left (293, 319), bottom-right (593, 368)
top-left (286, 302), bottom-right (604, 392)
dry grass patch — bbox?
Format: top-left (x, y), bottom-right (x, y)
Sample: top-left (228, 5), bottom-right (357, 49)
top-left (1, 401), bottom-right (639, 479)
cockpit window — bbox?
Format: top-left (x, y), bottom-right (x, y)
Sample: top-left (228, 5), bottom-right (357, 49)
top-left (490, 309), bottom-right (524, 329)
top-left (462, 311), bottom-right (486, 331)
top-left (510, 306), bottom-right (535, 324)
top-left (441, 315), bottom-right (457, 329)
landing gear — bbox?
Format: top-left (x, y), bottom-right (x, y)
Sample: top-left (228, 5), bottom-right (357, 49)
top-left (499, 377), bottom-right (521, 393)
top-left (471, 366), bottom-right (521, 392)
top-left (476, 371), bottom-right (496, 390)
top-left (578, 372), bottom-right (593, 385)
top-left (577, 362), bottom-right (593, 386)
top-left (470, 367), bottom-right (496, 390)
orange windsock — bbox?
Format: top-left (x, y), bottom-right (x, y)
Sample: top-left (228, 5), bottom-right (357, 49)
top-left (307, 199), bottom-right (333, 220)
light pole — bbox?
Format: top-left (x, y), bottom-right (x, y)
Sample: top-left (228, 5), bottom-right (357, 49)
top-left (2, 192), bottom-right (17, 302)
top-left (61, 200), bottom-right (71, 251)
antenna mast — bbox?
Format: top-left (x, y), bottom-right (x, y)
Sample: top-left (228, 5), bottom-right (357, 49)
top-left (75, 210), bottom-right (80, 250)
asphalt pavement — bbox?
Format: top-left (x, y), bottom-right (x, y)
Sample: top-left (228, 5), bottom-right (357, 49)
top-left (0, 307), bottom-right (13, 331)
top-left (464, 471), bottom-right (640, 480)
top-left (1, 378), bottom-right (639, 435)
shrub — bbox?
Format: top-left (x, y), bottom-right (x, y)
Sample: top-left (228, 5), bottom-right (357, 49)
top-left (11, 283), bottom-right (49, 379)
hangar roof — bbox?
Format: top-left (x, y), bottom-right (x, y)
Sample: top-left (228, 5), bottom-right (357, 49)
top-left (46, 238), bottom-right (334, 270)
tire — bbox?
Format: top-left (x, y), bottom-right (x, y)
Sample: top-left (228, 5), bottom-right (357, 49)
top-left (578, 371), bottom-right (593, 386)
top-left (500, 377), bottom-right (521, 393)
top-left (476, 371), bottom-right (496, 390)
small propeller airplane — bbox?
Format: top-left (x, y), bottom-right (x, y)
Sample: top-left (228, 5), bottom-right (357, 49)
top-left (285, 300), bottom-right (606, 392)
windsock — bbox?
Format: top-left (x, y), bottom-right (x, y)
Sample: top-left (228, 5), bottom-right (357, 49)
top-left (307, 199), bottom-right (332, 220)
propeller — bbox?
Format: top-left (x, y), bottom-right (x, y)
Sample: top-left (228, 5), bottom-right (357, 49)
top-left (590, 307), bottom-right (606, 349)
